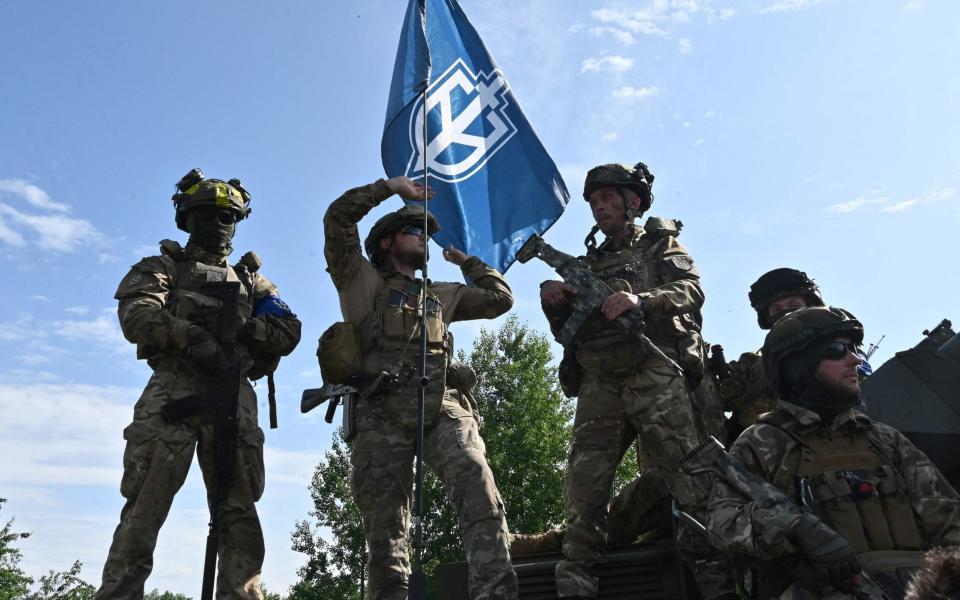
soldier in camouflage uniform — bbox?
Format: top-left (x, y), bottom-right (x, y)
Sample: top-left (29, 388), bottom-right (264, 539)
top-left (96, 169), bottom-right (302, 600)
top-left (719, 269), bottom-right (873, 443)
top-left (706, 306), bottom-right (960, 599)
top-left (540, 162), bottom-right (731, 599)
top-left (323, 176), bottom-right (518, 600)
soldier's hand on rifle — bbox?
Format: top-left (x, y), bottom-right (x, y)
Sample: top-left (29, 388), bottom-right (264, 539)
top-left (385, 176), bottom-right (434, 200)
top-left (788, 513), bottom-right (862, 592)
top-left (601, 291), bottom-right (640, 320)
top-left (442, 244), bottom-right (469, 266)
top-left (184, 325), bottom-right (229, 376)
top-left (540, 281), bottom-right (577, 307)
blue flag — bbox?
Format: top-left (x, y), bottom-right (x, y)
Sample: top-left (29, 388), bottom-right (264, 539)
top-left (382, 0), bottom-right (569, 274)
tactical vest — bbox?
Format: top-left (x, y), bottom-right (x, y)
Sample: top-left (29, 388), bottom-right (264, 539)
top-left (574, 223), bottom-right (703, 378)
top-left (357, 270), bottom-right (450, 377)
top-left (763, 412), bottom-right (926, 554)
top-left (148, 241), bottom-right (257, 372)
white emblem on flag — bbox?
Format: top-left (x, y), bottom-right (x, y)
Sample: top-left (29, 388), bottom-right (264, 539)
top-left (405, 58), bottom-right (517, 183)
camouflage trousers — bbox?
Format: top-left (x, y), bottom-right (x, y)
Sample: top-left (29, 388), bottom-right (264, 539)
top-left (555, 366), bottom-right (730, 599)
top-left (96, 372), bottom-right (266, 600)
top-left (350, 386), bottom-right (518, 600)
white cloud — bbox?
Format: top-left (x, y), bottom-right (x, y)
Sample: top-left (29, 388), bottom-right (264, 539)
top-left (679, 38), bottom-right (694, 54)
top-left (704, 109), bottom-right (716, 118)
top-left (590, 2), bottom-right (735, 38)
top-left (827, 187), bottom-right (955, 214)
top-left (580, 55), bottom-right (634, 73)
top-left (0, 180), bottom-right (102, 253)
top-left (761, 0), bottom-right (823, 14)
top-left (601, 132), bottom-right (618, 142)
top-left (827, 196), bottom-right (888, 213)
top-left (683, 121), bottom-right (693, 128)
top-left (65, 306), bottom-right (90, 316)
top-left (612, 85), bottom-right (660, 99)
top-left (693, 138), bottom-right (705, 147)
top-left (51, 314), bottom-right (127, 352)
top-left (588, 26), bottom-right (636, 46)
top-left (0, 179), bottom-right (69, 212)
top-left (903, 0), bottom-right (924, 10)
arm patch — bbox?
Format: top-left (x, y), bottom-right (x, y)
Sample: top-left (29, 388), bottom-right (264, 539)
top-left (254, 295), bottom-right (295, 318)
top-left (666, 254), bottom-right (699, 276)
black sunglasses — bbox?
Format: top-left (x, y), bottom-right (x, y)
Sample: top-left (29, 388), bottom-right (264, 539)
top-left (821, 340), bottom-right (858, 361)
top-left (399, 225), bottom-right (425, 237)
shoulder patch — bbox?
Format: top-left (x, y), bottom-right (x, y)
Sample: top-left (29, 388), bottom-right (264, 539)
top-left (665, 254), bottom-right (699, 277)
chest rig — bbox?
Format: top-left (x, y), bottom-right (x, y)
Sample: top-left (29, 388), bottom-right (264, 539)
top-left (573, 230), bottom-right (660, 374)
top-left (765, 413), bottom-right (926, 554)
top-left (360, 270), bottom-right (450, 377)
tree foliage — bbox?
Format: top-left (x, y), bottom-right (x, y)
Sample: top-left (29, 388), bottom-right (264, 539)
top-left (0, 499), bottom-right (32, 600)
top-left (292, 316), bottom-right (577, 598)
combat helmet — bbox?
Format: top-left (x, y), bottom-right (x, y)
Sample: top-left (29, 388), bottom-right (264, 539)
top-left (363, 204), bottom-right (440, 266)
top-left (748, 268), bottom-right (825, 329)
top-left (582, 161), bottom-right (655, 215)
top-left (171, 168), bottom-right (252, 232)
top-left (762, 306), bottom-right (863, 399)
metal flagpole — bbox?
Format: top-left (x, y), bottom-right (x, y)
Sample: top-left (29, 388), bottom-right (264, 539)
top-left (408, 0), bottom-right (429, 597)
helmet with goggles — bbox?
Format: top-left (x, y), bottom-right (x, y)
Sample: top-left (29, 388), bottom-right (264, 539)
top-left (171, 168), bottom-right (252, 232)
top-left (363, 204), bottom-right (440, 266)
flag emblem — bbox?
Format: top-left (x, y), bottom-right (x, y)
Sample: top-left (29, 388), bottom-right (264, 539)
top-left (405, 58), bottom-right (517, 183)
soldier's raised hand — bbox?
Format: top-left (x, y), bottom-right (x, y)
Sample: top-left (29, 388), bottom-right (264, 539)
top-left (385, 176), bottom-right (434, 201)
top-left (540, 281), bottom-right (577, 307)
top-left (442, 244), bottom-right (469, 266)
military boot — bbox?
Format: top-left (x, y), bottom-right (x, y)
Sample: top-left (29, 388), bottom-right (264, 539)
top-left (508, 529), bottom-right (565, 556)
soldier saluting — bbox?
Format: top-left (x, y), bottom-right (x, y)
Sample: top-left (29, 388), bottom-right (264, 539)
top-left (539, 163), bottom-right (731, 600)
top-left (322, 176), bottom-right (518, 600)
top-left (96, 170), bottom-right (301, 599)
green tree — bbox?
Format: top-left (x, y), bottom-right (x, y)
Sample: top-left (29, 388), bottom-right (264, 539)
top-left (23, 561), bottom-right (94, 600)
top-left (292, 316), bottom-right (576, 598)
top-left (145, 589), bottom-right (193, 600)
top-left (0, 499), bottom-right (32, 600)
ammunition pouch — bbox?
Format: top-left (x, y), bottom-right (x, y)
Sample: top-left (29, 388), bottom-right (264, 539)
top-left (317, 322), bottom-right (362, 385)
top-left (558, 347), bottom-right (583, 397)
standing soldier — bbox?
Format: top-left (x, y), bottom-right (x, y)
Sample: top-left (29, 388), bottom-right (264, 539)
top-left (323, 176), bottom-right (518, 600)
top-left (706, 306), bottom-right (960, 598)
top-left (540, 162), bottom-right (731, 600)
top-left (96, 169), bottom-right (302, 599)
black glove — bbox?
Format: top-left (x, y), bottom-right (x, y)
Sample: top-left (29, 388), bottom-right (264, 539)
top-left (788, 513), bottom-right (861, 592)
top-left (184, 326), bottom-right (229, 376)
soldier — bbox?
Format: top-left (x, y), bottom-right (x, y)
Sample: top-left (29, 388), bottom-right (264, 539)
top-left (706, 306), bottom-right (960, 599)
top-left (540, 162), bottom-right (730, 599)
top-left (97, 169), bottom-right (302, 599)
top-left (323, 176), bottom-right (518, 600)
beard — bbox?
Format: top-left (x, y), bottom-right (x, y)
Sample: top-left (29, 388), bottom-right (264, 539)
top-left (393, 246), bottom-right (426, 270)
top-left (795, 375), bottom-right (861, 419)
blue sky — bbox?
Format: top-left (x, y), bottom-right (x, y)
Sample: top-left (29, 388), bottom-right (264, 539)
top-left (1, 0), bottom-right (958, 595)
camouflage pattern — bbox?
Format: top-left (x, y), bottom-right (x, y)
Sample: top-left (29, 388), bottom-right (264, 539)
top-left (97, 243), bottom-right (301, 600)
top-left (719, 350), bottom-right (778, 441)
top-left (706, 401), bottom-right (960, 598)
top-left (554, 367), bottom-right (719, 598)
top-left (324, 181), bottom-right (517, 600)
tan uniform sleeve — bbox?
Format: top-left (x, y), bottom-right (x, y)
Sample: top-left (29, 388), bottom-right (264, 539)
top-left (248, 272), bottom-right (302, 357)
top-left (876, 424), bottom-right (960, 547)
top-left (323, 179), bottom-right (393, 290)
top-left (639, 237), bottom-right (704, 317)
top-left (437, 256), bottom-right (514, 323)
top-left (706, 427), bottom-right (801, 560)
top-left (114, 256), bottom-right (193, 353)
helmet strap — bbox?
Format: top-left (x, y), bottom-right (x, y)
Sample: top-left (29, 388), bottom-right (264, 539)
top-left (583, 225), bottom-right (600, 251)
top-left (617, 186), bottom-right (637, 222)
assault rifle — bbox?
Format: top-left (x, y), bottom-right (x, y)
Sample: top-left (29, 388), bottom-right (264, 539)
top-left (301, 383), bottom-right (357, 440)
top-left (516, 233), bottom-right (683, 376)
top-left (681, 436), bottom-right (892, 600)
top-left (160, 281), bottom-right (242, 600)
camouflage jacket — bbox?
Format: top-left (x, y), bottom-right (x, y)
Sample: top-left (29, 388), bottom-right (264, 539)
top-left (323, 179), bottom-right (513, 380)
top-left (706, 401), bottom-right (960, 562)
top-left (542, 220), bottom-right (705, 375)
top-left (719, 350), bottom-right (778, 438)
top-left (115, 241), bottom-right (302, 395)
